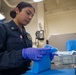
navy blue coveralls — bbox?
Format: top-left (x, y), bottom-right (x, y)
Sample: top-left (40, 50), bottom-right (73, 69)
top-left (0, 20), bottom-right (32, 75)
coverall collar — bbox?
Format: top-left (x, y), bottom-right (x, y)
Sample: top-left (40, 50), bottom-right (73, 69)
top-left (8, 20), bottom-right (25, 31)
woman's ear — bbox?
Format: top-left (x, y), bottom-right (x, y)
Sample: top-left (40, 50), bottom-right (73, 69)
top-left (15, 7), bottom-right (20, 14)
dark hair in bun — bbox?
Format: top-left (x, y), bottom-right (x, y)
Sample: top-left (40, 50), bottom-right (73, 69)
top-left (10, 10), bottom-right (16, 18)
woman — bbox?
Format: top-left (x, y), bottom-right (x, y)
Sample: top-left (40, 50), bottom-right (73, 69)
top-left (0, 1), bottom-right (57, 75)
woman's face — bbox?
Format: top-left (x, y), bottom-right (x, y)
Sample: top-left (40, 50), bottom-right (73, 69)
top-left (15, 7), bottom-right (35, 26)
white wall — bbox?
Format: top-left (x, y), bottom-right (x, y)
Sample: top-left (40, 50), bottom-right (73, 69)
top-left (45, 10), bottom-right (76, 39)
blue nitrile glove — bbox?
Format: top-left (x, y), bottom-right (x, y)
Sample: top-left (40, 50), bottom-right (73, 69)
top-left (44, 44), bottom-right (58, 60)
top-left (22, 48), bottom-right (51, 61)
